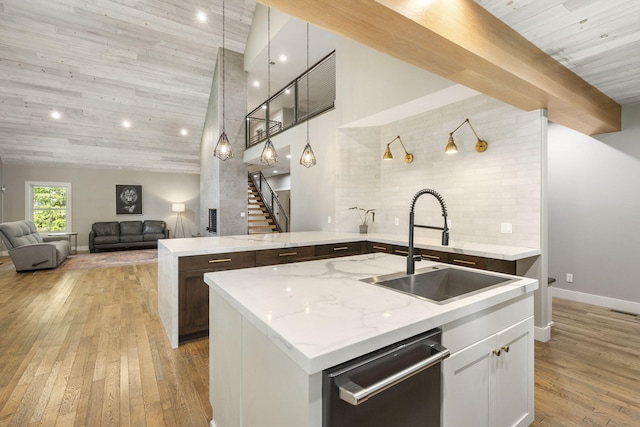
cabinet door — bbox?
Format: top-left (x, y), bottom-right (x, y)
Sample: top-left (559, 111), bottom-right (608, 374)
top-left (179, 269), bottom-right (210, 339)
top-left (442, 333), bottom-right (496, 427)
top-left (495, 318), bottom-right (534, 427)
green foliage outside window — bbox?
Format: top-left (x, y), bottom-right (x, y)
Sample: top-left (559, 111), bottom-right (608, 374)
top-left (32, 186), bottom-right (67, 231)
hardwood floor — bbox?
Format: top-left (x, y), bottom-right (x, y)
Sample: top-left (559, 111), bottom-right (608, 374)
top-left (532, 298), bottom-right (640, 426)
top-left (1, 256), bottom-right (639, 426)
top-left (0, 259), bottom-right (211, 427)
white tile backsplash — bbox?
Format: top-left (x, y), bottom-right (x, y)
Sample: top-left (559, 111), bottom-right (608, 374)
top-left (335, 95), bottom-right (542, 248)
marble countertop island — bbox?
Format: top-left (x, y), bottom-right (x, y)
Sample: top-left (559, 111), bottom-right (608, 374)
top-left (158, 231), bottom-right (540, 348)
top-left (204, 253), bottom-right (538, 374)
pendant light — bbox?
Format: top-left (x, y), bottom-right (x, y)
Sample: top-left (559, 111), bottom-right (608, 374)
top-left (214, 0), bottom-right (233, 160)
top-left (299, 23), bottom-right (316, 168)
top-left (260, 8), bottom-right (278, 166)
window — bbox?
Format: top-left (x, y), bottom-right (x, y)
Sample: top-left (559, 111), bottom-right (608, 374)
top-left (26, 182), bottom-right (72, 232)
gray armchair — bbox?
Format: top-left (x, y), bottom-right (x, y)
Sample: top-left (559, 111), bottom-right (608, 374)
top-left (0, 220), bottom-right (71, 272)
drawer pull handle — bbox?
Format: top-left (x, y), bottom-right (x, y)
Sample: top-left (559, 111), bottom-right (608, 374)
top-left (501, 345), bottom-right (510, 353)
top-left (333, 246), bottom-right (349, 251)
top-left (278, 252), bottom-right (298, 257)
top-left (422, 255), bottom-right (440, 260)
top-left (395, 250), bottom-right (409, 255)
top-left (209, 258), bottom-right (232, 264)
top-left (452, 259), bottom-right (476, 266)
top-left (372, 246), bottom-right (388, 251)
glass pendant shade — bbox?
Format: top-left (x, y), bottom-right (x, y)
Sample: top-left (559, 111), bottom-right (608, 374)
top-left (214, 131), bottom-right (233, 160)
top-left (300, 140), bottom-right (316, 168)
top-left (260, 139), bottom-right (278, 166)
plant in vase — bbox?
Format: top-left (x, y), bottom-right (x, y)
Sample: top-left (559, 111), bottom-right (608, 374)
top-left (348, 207), bottom-right (376, 234)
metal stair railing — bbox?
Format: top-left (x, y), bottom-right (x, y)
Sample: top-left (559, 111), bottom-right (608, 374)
top-left (249, 172), bottom-right (289, 232)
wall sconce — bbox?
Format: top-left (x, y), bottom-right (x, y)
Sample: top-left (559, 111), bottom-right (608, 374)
top-left (383, 135), bottom-right (413, 163)
top-left (172, 203), bottom-right (185, 238)
top-left (446, 118), bottom-right (488, 154)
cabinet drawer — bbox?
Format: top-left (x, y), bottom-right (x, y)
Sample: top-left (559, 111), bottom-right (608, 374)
top-left (391, 245), bottom-right (409, 256)
top-left (179, 250), bottom-right (256, 272)
top-left (255, 246), bottom-right (316, 266)
top-left (448, 253), bottom-right (488, 270)
top-left (314, 241), bottom-right (364, 258)
top-left (367, 242), bottom-right (394, 253)
top-left (486, 258), bottom-right (517, 275)
top-left (415, 248), bottom-right (450, 263)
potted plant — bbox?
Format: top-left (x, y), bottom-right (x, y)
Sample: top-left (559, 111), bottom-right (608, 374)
top-left (349, 207), bottom-right (376, 234)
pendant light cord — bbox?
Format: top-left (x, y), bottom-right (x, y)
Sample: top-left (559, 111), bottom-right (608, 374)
top-left (266, 8), bottom-right (271, 140)
top-left (306, 23), bottom-right (310, 142)
top-left (221, 0), bottom-right (225, 132)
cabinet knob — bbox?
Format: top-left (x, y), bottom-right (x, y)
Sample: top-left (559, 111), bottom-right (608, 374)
top-left (501, 345), bottom-right (510, 353)
top-left (492, 349), bottom-right (501, 357)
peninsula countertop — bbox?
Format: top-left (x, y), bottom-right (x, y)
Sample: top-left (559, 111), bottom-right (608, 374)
top-left (204, 252), bottom-right (539, 374)
top-left (158, 231), bottom-right (541, 261)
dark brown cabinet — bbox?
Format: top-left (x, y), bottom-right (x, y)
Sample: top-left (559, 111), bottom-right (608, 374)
top-left (176, 239), bottom-right (515, 343)
top-left (178, 250), bottom-right (256, 342)
top-left (255, 246), bottom-right (316, 266)
top-left (314, 241), bottom-right (366, 259)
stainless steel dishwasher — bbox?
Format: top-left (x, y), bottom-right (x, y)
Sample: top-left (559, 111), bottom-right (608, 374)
top-left (322, 328), bottom-right (449, 427)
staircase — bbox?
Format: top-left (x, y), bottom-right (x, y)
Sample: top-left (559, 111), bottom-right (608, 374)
top-left (248, 177), bottom-right (279, 234)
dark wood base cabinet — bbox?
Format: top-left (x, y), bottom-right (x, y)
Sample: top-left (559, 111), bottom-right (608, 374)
top-left (177, 240), bottom-right (515, 343)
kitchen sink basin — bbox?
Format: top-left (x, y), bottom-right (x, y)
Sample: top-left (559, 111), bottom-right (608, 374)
top-left (361, 266), bottom-right (517, 304)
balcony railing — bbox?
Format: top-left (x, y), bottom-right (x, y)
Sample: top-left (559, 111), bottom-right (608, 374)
top-left (246, 50), bottom-right (336, 148)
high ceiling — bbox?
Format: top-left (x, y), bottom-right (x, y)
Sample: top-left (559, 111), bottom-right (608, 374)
top-left (0, 0), bottom-right (255, 174)
top-left (0, 0), bottom-right (639, 174)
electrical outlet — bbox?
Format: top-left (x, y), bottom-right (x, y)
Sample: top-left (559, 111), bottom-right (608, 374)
top-left (394, 218), bottom-right (399, 226)
top-left (328, 216), bottom-right (332, 224)
top-left (566, 273), bottom-right (573, 283)
top-left (501, 223), bottom-right (513, 234)
top-left (240, 212), bottom-right (245, 217)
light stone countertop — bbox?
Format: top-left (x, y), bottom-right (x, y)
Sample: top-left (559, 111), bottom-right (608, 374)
top-left (204, 252), bottom-right (539, 374)
top-left (159, 231), bottom-right (541, 261)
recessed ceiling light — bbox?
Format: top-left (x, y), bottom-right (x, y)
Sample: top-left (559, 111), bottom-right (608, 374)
top-left (279, 54), bottom-right (287, 62)
top-left (122, 120), bottom-right (131, 128)
top-left (273, 170), bottom-right (278, 174)
top-left (253, 81), bottom-right (260, 87)
top-left (51, 111), bottom-right (61, 120)
top-left (197, 11), bottom-right (207, 22)
top-left (180, 128), bottom-right (188, 136)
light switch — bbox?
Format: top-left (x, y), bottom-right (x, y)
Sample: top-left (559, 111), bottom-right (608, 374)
top-left (394, 218), bottom-right (399, 226)
top-left (240, 212), bottom-right (245, 218)
top-left (328, 216), bottom-right (332, 224)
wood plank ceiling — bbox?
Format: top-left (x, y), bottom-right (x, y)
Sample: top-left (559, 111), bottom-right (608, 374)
top-left (0, 0), bottom-right (255, 174)
top-left (1, 0), bottom-right (639, 173)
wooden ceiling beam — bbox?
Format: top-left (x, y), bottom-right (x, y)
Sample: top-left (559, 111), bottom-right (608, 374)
top-left (259, 0), bottom-right (621, 135)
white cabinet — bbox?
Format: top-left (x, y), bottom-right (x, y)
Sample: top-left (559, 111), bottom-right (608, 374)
top-left (442, 316), bottom-right (534, 427)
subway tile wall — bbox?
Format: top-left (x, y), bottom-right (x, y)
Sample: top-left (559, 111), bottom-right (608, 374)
top-left (335, 95), bottom-right (542, 248)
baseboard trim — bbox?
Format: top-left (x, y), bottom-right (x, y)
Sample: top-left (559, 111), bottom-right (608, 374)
top-left (534, 324), bottom-right (552, 342)
top-left (552, 287), bottom-right (640, 315)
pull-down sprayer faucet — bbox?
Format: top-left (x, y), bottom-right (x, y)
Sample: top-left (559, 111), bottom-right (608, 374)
top-left (407, 189), bottom-right (449, 275)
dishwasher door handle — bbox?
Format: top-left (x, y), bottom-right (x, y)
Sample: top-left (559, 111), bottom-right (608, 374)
top-left (337, 343), bottom-right (450, 406)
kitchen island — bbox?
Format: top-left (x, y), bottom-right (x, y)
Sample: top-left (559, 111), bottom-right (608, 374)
top-left (205, 252), bottom-right (538, 427)
top-left (158, 231), bottom-right (541, 348)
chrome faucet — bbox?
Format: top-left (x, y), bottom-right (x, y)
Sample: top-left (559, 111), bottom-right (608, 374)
top-left (407, 189), bottom-right (449, 275)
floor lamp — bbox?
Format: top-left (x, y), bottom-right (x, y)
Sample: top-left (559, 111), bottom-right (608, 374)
top-left (172, 203), bottom-right (185, 238)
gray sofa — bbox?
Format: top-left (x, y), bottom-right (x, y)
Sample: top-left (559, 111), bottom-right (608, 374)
top-left (0, 220), bottom-right (71, 272)
top-left (89, 220), bottom-right (168, 253)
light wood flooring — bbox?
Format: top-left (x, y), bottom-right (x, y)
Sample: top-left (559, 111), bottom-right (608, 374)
top-left (1, 257), bottom-right (639, 426)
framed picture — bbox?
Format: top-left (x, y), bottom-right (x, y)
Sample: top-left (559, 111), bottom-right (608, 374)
top-left (116, 185), bottom-right (142, 215)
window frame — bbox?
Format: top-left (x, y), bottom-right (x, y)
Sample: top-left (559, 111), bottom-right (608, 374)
top-left (25, 181), bottom-right (72, 232)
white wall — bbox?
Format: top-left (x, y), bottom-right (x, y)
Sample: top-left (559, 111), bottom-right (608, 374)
top-left (2, 163), bottom-right (200, 247)
top-left (335, 95), bottom-right (543, 248)
top-left (548, 104), bottom-right (640, 308)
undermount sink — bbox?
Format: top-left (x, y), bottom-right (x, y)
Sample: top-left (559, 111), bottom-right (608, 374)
top-left (361, 266), bottom-right (517, 304)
